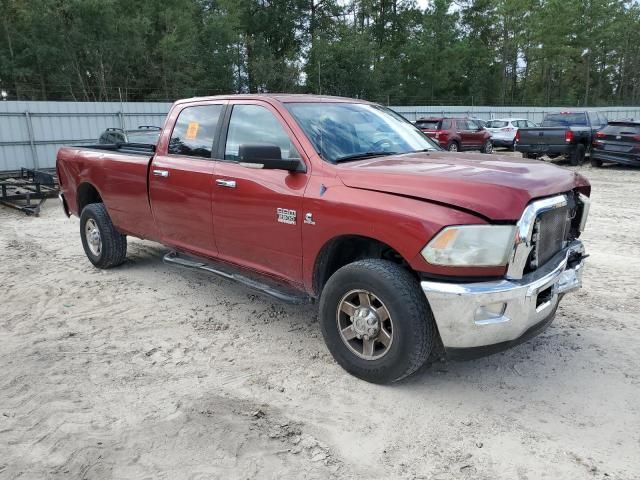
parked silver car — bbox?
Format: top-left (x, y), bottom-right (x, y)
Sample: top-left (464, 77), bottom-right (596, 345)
top-left (486, 118), bottom-right (538, 150)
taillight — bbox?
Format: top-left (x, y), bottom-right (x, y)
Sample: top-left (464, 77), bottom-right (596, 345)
top-left (565, 130), bottom-right (574, 143)
top-left (515, 130), bottom-right (521, 142)
top-left (633, 134), bottom-right (640, 142)
top-left (595, 131), bottom-right (606, 139)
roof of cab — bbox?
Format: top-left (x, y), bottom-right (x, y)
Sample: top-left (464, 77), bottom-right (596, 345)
top-left (174, 93), bottom-right (372, 106)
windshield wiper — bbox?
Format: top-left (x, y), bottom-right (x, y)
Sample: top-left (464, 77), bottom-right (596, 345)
top-left (407, 148), bottom-right (435, 153)
top-left (335, 151), bottom-right (398, 163)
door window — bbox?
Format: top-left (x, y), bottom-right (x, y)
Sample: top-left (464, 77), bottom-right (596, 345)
top-left (168, 104), bottom-right (224, 158)
top-left (441, 119), bottom-right (453, 129)
top-left (224, 105), bottom-right (300, 161)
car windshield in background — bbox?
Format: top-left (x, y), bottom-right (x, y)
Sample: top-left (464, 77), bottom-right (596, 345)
top-left (126, 131), bottom-right (161, 144)
top-left (542, 113), bottom-right (588, 127)
top-left (415, 120), bottom-right (440, 129)
top-left (286, 103), bottom-right (439, 163)
top-left (486, 120), bottom-right (508, 128)
top-left (603, 123), bottom-right (640, 135)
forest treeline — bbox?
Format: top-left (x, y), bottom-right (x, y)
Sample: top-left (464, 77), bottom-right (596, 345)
top-left (1, 0), bottom-right (639, 106)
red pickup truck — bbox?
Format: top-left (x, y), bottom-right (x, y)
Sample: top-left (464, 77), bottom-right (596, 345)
top-left (57, 94), bottom-right (591, 383)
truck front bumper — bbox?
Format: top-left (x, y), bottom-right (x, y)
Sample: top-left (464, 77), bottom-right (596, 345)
top-left (421, 241), bottom-right (585, 359)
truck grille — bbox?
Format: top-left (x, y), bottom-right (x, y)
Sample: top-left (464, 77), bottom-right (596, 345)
top-left (527, 198), bottom-right (580, 272)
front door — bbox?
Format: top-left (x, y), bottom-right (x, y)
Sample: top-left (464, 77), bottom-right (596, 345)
top-left (149, 102), bottom-right (225, 258)
top-left (212, 102), bottom-right (309, 285)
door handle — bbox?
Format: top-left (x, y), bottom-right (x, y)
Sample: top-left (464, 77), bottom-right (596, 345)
top-left (153, 169), bottom-right (169, 178)
top-left (216, 179), bottom-right (236, 188)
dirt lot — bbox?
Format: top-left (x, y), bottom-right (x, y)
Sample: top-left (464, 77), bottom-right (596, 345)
top-left (1, 161), bottom-right (639, 479)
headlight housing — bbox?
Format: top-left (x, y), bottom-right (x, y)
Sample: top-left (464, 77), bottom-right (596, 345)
top-left (421, 225), bottom-right (516, 267)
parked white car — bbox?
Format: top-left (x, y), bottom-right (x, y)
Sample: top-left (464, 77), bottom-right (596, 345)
top-left (486, 118), bottom-right (538, 150)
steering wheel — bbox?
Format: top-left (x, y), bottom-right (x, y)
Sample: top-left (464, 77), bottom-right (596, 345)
top-left (370, 138), bottom-right (393, 151)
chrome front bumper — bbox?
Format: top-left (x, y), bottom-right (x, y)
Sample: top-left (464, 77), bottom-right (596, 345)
top-left (421, 241), bottom-right (585, 353)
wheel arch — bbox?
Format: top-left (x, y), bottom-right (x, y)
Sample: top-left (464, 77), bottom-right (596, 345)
top-left (76, 182), bottom-right (103, 214)
top-left (312, 234), bottom-right (413, 297)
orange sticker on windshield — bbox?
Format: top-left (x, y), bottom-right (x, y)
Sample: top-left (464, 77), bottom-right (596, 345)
top-left (186, 122), bottom-right (199, 140)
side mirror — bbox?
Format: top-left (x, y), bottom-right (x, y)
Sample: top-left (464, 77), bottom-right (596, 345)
top-left (238, 144), bottom-right (305, 172)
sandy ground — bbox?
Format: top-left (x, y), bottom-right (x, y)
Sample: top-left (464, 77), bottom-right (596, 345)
top-left (1, 160), bottom-right (639, 480)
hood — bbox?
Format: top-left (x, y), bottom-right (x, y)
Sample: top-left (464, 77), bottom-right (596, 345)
top-left (336, 151), bottom-right (589, 221)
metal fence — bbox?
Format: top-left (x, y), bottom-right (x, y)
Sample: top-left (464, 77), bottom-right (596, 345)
top-left (0, 101), bottom-right (171, 171)
top-left (2, 101), bottom-right (640, 171)
top-left (392, 105), bottom-right (640, 123)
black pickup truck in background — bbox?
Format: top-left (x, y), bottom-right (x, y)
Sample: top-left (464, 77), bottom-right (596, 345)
top-left (515, 111), bottom-right (608, 165)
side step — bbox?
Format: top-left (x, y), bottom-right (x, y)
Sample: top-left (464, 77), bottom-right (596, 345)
top-left (163, 251), bottom-right (313, 305)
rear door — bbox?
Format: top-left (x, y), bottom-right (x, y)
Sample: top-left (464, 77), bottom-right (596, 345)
top-left (149, 102), bottom-right (226, 258)
top-left (212, 101), bottom-right (310, 285)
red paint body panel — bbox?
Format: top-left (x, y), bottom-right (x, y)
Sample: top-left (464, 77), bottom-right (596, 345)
top-left (56, 147), bottom-right (159, 240)
top-left (336, 152), bottom-right (590, 221)
top-left (56, 94), bottom-right (591, 296)
top-left (149, 154), bottom-right (217, 257)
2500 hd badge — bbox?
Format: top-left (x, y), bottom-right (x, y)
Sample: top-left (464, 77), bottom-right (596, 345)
top-left (56, 94), bottom-right (590, 384)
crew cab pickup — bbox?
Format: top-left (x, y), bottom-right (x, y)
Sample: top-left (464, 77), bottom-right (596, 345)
top-left (515, 111), bottom-right (608, 165)
top-left (56, 95), bottom-right (591, 384)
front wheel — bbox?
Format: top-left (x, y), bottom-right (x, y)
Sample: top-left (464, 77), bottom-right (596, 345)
top-left (80, 203), bottom-right (127, 268)
top-left (319, 259), bottom-right (435, 384)
top-left (481, 139), bottom-right (494, 154)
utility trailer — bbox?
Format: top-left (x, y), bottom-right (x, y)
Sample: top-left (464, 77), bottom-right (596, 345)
top-left (0, 168), bottom-right (59, 216)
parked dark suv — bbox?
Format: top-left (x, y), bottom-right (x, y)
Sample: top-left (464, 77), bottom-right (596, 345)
top-left (591, 119), bottom-right (640, 167)
top-left (415, 117), bottom-right (493, 153)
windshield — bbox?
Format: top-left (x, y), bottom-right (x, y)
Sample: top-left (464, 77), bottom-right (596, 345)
top-left (415, 120), bottom-right (441, 130)
top-left (603, 124), bottom-right (640, 135)
top-left (286, 103), bottom-right (439, 163)
top-left (486, 120), bottom-right (508, 128)
top-left (543, 113), bottom-right (587, 127)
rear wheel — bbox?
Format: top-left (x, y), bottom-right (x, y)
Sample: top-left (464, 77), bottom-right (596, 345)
top-left (569, 144), bottom-right (586, 166)
top-left (447, 141), bottom-right (459, 152)
top-left (80, 203), bottom-right (127, 268)
top-left (481, 139), bottom-right (494, 154)
top-left (522, 152), bottom-right (538, 159)
top-left (319, 259), bottom-right (435, 384)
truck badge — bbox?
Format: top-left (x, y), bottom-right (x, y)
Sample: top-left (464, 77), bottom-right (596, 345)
top-left (277, 208), bottom-right (296, 225)
top-left (304, 213), bottom-right (315, 225)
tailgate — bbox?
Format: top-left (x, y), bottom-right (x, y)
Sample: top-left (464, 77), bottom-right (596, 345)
top-left (519, 127), bottom-right (566, 145)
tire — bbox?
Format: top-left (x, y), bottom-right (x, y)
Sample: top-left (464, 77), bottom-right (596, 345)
top-left (318, 259), bottom-right (435, 384)
top-left (447, 141), bottom-right (459, 152)
top-left (591, 155), bottom-right (603, 168)
top-left (481, 139), bottom-right (493, 154)
top-left (80, 203), bottom-right (127, 268)
top-left (569, 144), bottom-right (586, 166)
top-left (522, 152), bottom-right (538, 159)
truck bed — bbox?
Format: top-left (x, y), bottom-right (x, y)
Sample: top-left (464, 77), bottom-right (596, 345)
top-left (56, 144), bottom-right (159, 240)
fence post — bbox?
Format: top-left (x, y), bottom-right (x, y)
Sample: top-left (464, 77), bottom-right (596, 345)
top-left (24, 111), bottom-right (39, 169)
top-left (118, 111), bottom-right (125, 130)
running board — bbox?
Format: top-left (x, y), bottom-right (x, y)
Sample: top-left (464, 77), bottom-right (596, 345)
top-left (163, 251), bottom-right (313, 305)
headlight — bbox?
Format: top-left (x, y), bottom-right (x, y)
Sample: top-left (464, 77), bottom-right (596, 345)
top-left (421, 225), bottom-right (516, 267)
